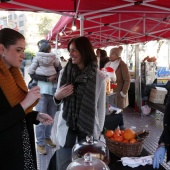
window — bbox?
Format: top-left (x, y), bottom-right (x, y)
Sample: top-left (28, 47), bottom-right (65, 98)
top-left (19, 30), bottom-right (24, 35)
top-left (19, 20), bottom-right (24, 27)
top-left (8, 15), bottom-right (12, 20)
top-left (14, 14), bottom-right (17, 19)
top-left (19, 14), bottom-right (24, 17)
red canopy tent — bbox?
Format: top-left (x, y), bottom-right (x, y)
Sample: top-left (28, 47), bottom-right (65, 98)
top-left (44, 0), bottom-right (170, 48)
top-left (1, 0), bottom-right (170, 48)
top-left (1, 0), bottom-right (168, 115)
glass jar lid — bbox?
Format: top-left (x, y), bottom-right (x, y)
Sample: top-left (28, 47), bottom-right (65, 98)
top-left (67, 152), bottom-right (110, 170)
top-left (72, 135), bottom-right (110, 165)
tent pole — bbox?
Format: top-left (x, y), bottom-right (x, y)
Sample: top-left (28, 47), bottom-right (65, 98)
top-left (126, 44), bottom-right (128, 65)
top-left (135, 44), bottom-right (142, 114)
top-left (55, 33), bottom-right (58, 53)
top-left (168, 40), bottom-right (170, 69)
top-left (80, 15), bottom-right (84, 36)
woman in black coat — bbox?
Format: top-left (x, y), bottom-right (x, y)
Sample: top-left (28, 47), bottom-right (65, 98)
top-left (0, 28), bottom-right (53, 170)
top-left (153, 94), bottom-right (170, 169)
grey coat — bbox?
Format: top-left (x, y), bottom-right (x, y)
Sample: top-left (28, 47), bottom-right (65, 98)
top-left (54, 69), bottom-right (106, 147)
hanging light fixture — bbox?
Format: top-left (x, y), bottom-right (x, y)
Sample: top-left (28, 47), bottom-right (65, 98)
top-left (72, 19), bottom-right (77, 31)
top-left (58, 40), bottom-right (61, 46)
top-left (58, 42), bottom-right (61, 46)
top-left (59, 28), bottom-right (65, 36)
top-left (59, 31), bottom-right (63, 36)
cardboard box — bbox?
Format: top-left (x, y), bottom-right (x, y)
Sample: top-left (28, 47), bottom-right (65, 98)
top-left (150, 87), bottom-right (167, 99)
top-left (149, 87), bottom-right (167, 104)
top-left (149, 97), bottom-right (165, 104)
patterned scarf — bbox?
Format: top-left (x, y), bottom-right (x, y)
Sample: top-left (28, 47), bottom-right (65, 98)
top-left (60, 60), bottom-right (97, 135)
top-left (0, 58), bottom-right (38, 113)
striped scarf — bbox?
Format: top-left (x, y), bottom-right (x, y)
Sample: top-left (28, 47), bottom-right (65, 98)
top-left (60, 60), bottom-right (97, 135)
top-left (0, 58), bottom-right (38, 114)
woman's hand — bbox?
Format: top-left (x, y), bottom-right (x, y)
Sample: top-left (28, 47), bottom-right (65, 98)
top-left (54, 84), bottom-right (73, 101)
top-left (36, 113), bottom-right (53, 125)
top-left (20, 86), bottom-right (41, 110)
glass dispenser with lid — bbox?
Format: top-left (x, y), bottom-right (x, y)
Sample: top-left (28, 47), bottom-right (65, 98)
top-left (72, 135), bottom-right (110, 165)
top-left (67, 152), bottom-right (110, 170)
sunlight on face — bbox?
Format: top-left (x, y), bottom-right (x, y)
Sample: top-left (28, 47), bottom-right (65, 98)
top-left (69, 42), bottom-right (84, 69)
top-left (2, 39), bottom-right (26, 68)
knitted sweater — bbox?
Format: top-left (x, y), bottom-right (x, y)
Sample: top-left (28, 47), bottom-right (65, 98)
top-left (0, 58), bottom-right (39, 169)
top-left (0, 58), bottom-right (38, 113)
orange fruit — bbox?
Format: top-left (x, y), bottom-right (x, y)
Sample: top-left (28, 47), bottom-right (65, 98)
top-left (120, 130), bottom-right (125, 136)
top-left (123, 139), bottom-right (129, 143)
top-left (123, 129), bottom-right (136, 140)
top-left (114, 129), bottom-right (121, 135)
top-left (114, 136), bottom-right (123, 142)
top-left (105, 130), bottom-right (114, 138)
top-left (110, 137), bottom-right (115, 141)
top-left (129, 138), bottom-right (137, 143)
top-left (113, 132), bottom-right (120, 138)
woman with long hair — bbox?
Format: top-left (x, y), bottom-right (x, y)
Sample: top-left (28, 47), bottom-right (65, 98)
top-left (52, 36), bottom-right (106, 169)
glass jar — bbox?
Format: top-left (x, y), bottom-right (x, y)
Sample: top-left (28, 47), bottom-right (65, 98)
top-left (67, 152), bottom-right (110, 170)
top-left (72, 135), bottom-right (110, 165)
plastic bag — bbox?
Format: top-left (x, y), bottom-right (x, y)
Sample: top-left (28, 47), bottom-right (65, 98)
top-left (141, 105), bottom-right (151, 115)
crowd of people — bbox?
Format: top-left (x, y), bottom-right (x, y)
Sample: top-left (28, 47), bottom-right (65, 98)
top-left (0, 28), bottom-right (169, 170)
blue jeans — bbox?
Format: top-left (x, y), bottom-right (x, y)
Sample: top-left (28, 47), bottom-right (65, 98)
top-left (36, 94), bottom-right (59, 146)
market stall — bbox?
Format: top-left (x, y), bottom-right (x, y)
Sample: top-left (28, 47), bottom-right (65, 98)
top-left (0, 1), bottom-right (170, 169)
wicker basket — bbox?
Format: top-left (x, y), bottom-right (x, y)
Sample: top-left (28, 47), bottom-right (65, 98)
top-left (105, 136), bottom-right (143, 157)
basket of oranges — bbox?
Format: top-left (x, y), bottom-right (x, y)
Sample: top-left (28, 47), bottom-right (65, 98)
top-left (104, 128), bottom-right (149, 157)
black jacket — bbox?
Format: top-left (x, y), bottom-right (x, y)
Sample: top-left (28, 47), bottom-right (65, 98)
top-left (0, 88), bottom-right (39, 170)
top-left (159, 95), bottom-right (170, 162)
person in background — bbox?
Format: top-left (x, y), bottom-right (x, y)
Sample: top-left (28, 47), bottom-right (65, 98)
top-left (28, 41), bottom-right (61, 155)
top-left (96, 48), bottom-right (101, 68)
top-left (37, 39), bottom-right (49, 49)
top-left (60, 56), bottom-right (67, 62)
top-left (99, 49), bottom-right (109, 69)
top-left (28, 41), bottom-right (60, 89)
top-left (29, 40), bottom-right (61, 84)
top-left (96, 48), bottom-right (101, 56)
top-left (20, 58), bottom-right (26, 76)
top-left (104, 46), bottom-right (130, 129)
top-left (60, 56), bottom-right (68, 68)
top-left (0, 28), bottom-right (53, 170)
top-left (153, 95), bottom-right (170, 169)
top-left (52, 36), bottom-right (106, 170)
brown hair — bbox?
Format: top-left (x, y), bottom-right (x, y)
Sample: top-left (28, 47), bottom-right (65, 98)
top-left (100, 50), bottom-right (107, 58)
top-left (39, 42), bottom-right (51, 53)
top-left (0, 28), bottom-right (25, 48)
top-left (67, 36), bottom-right (97, 66)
